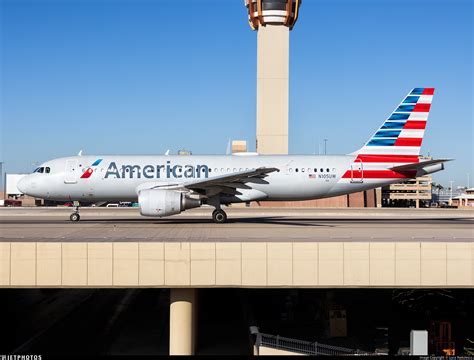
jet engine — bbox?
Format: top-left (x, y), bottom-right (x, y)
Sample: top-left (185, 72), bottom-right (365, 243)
top-left (138, 189), bottom-right (201, 217)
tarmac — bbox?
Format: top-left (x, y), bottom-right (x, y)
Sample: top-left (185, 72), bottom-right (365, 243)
top-left (1, 207), bottom-right (473, 243)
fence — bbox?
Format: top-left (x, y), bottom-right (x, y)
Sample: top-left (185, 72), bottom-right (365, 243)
top-left (256, 332), bottom-right (375, 356)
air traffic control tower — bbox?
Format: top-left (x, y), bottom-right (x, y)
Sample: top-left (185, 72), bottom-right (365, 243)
top-left (244, 0), bottom-right (301, 154)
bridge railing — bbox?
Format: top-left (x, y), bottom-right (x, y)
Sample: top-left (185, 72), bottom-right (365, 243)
top-left (256, 332), bottom-right (376, 356)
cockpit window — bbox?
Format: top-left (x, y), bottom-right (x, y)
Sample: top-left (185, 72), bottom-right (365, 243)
top-left (34, 167), bottom-right (48, 173)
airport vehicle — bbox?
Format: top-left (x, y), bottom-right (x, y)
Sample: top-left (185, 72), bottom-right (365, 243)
top-left (17, 88), bottom-right (449, 223)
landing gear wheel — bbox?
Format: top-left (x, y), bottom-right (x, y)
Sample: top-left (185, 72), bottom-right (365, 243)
top-left (212, 209), bottom-right (227, 224)
top-left (70, 213), bottom-right (80, 222)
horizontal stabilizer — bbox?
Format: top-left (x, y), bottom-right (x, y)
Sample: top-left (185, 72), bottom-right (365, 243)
top-left (390, 159), bottom-right (452, 172)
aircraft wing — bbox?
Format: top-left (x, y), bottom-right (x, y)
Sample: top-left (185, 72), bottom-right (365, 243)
top-left (183, 167), bottom-right (279, 196)
top-left (390, 159), bottom-right (452, 172)
top-left (149, 167), bottom-right (279, 197)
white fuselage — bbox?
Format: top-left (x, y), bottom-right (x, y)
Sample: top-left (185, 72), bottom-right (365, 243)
top-left (18, 154), bottom-right (408, 203)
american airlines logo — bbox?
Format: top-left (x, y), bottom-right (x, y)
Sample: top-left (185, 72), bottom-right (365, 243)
top-left (104, 161), bottom-right (209, 179)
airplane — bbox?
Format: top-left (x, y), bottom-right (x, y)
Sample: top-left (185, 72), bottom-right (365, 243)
top-left (17, 88), bottom-right (450, 223)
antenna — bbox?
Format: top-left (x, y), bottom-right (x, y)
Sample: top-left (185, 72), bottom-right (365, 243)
top-left (77, 150), bottom-right (83, 156)
top-left (165, 149), bottom-right (170, 156)
top-left (226, 139), bottom-right (231, 155)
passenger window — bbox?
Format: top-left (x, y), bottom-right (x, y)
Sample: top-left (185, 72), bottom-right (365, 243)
top-left (326, 168), bottom-right (330, 172)
top-left (301, 168), bottom-right (305, 172)
top-left (320, 168), bottom-right (323, 173)
top-left (227, 168), bottom-right (230, 172)
top-left (289, 168), bottom-right (293, 173)
top-left (221, 168), bottom-right (224, 172)
top-left (45, 167), bottom-right (51, 173)
top-left (314, 168), bottom-right (317, 172)
top-left (295, 168), bottom-right (299, 172)
top-left (239, 168), bottom-right (243, 171)
top-left (308, 168), bottom-right (311, 172)
top-left (209, 168), bottom-right (212, 172)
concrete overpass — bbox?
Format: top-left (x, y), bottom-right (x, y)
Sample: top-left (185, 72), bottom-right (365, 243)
top-left (1, 207), bottom-right (473, 354)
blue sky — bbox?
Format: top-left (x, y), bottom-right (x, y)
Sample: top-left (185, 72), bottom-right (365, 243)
top-left (1, 0), bottom-right (472, 188)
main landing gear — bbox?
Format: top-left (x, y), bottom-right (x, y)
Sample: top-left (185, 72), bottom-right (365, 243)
top-left (70, 204), bottom-right (80, 222)
top-left (207, 196), bottom-right (227, 224)
top-left (212, 209), bottom-right (227, 224)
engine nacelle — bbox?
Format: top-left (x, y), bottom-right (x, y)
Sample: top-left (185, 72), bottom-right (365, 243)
top-left (139, 189), bottom-right (201, 217)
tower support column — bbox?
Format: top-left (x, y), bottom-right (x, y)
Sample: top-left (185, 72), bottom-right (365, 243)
top-left (169, 288), bottom-right (196, 355)
top-left (256, 24), bottom-right (289, 154)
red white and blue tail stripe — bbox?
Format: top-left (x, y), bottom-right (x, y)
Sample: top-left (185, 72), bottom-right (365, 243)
top-left (342, 88), bottom-right (435, 181)
top-left (356, 87), bottom-right (434, 156)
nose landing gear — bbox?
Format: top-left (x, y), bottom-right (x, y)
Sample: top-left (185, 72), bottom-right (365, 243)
top-left (70, 204), bottom-right (80, 222)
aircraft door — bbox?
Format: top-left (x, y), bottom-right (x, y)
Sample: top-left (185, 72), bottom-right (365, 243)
top-left (64, 160), bottom-right (78, 184)
top-left (350, 159), bottom-right (364, 183)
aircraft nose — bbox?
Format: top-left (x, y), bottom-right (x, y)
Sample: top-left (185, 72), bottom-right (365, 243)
top-left (17, 176), bottom-right (30, 194)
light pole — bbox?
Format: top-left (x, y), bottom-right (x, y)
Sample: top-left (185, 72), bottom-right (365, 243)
top-left (0, 161), bottom-right (4, 196)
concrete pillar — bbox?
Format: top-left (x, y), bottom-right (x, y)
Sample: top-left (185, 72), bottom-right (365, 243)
top-left (375, 187), bottom-right (383, 207)
top-left (192, 290), bottom-right (198, 354)
top-left (256, 25), bottom-right (289, 154)
top-left (169, 288), bottom-right (196, 355)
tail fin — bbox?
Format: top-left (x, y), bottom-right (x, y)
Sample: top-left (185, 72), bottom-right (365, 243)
top-left (354, 88), bottom-right (434, 156)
